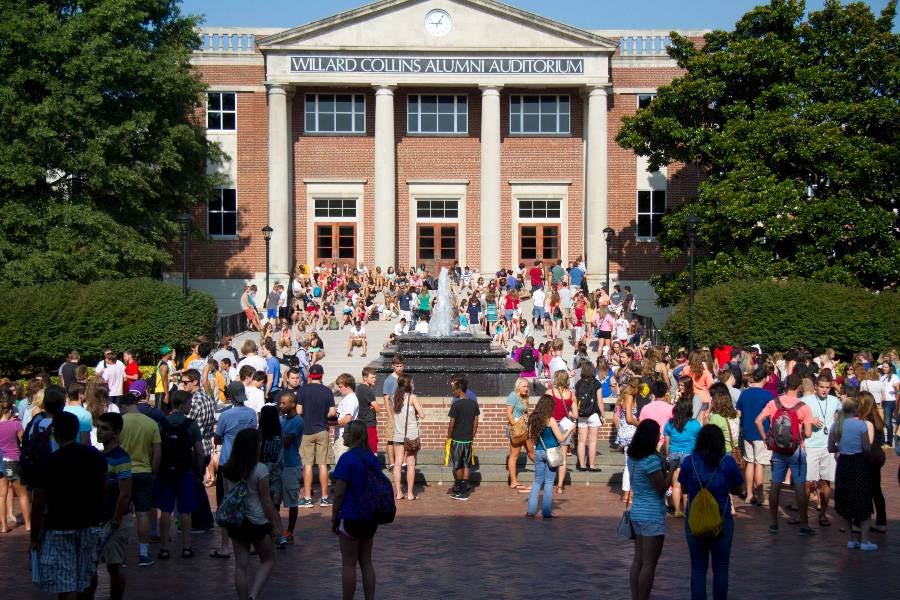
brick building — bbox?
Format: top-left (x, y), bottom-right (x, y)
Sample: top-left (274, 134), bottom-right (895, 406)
top-left (179, 0), bottom-right (706, 321)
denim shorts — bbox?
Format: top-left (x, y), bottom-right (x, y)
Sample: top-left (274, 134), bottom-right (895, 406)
top-left (631, 518), bottom-right (667, 537)
top-left (771, 447), bottom-right (807, 485)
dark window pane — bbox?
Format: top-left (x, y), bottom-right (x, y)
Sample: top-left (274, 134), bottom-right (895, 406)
top-left (318, 95), bottom-right (334, 113)
top-left (354, 95), bottom-right (365, 112)
top-left (305, 113), bottom-right (315, 131)
top-left (420, 248), bottom-right (435, 260)
top-left (438, 114), bottom-right (454, 132)
top-left (540, 96), bottom-right (557, 114)
top-left (338, 226), bottom-right (354, 236)
top-left (559, 114), bottom-right (570, 133)
top-left (335, 95), bottom-right (352, 113)
top-left (420, 226), bottom-right (434, 237)
top-left (523, 114), bottom-right (539, 132)
top-left (354, 114), bottom-right (364, 132)
top-left (511, 96), bottom-right (520, 108)
top-left (223, 213), bottom-right (237, 235)
top-left (223, 189), bottom-right (237, 211)
top-left (638, 191), bottom-right (651, 213)
top-left (510, 116), bottom-right (521, 134)
top-left (222, 93), bottom-right (235, 111)
top-left (441, 226), bottom-right (456, 237)
top-left (421, 95), bottom-right (437, 113)
top-left (438, 96), bottom-right (454, 113)
top-left (207, 113), bottom-right (221, 129)
top-left (638, 95), bottom-right (653, 109)
top-left (652, 191), bottom-right (666, 213)
top-left (335, 114), bottom-right (352, 131)
top-left (222, 113), bottom-right (236, 130)
top-left (207, 93), bottom-right (221, 111)
top-left (558, 96), bottom-right (569, 113)
top-left (540, 115), bottom-right (556, 132)
top-left (457, 113), bottom-right (467, 132)
top-left (209, 214), bottom-right (222, 236)
top-left (651, 214), bottom-right (663, 236)
top-left (523, 96), bottom-right (539, 111)
top-left (319, 113), bottom-right (334, 131)
top-left (408, 114), bottom-right (417, 133)
top-left (421, 113), bottom-right (437, 132)
top-left (637, 215), bottom-right (651, 237)
top-left (521, 226), bottom-right (536, 237)
top-left (441, 248), bottom-right (456, 259)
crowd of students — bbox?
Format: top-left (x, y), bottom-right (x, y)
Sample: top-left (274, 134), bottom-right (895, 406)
top-left (1, 260), bottom-right (898, 600)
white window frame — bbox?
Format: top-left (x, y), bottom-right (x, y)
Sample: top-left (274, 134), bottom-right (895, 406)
top-left (636, 190), bottom-right (666, 240)
top-left (304, 94), bottom-right (366, 134)
top-left (208, 188), bottom-right (238, 238)
top-left (206, 92), bottom-right (236, 131)
top-left (407, 94), bottom-right (468, 134)
top-left (637, 94), bottom-right (656, 109)
top-left (517, 198), bottom-right (562, 220)
top-left (509, 95), bottom-right (570, 135)
top-left (313, 197), bottom-right (357, 219)
top-left (416, 198), bottom-right (459, 221)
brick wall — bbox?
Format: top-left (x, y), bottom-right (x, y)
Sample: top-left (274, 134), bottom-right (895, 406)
top-left (374, 397), bottom-right (616, 449)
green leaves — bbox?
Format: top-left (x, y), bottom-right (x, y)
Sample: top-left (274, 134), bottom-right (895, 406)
top-left (662, 280), bottom-right (900, 356)
top-left (0, 1), bottom-right (219, 285)
top-left (616, 0), bottom-right (899, 306)
top-left (0, 278), bottom-right (218, 372)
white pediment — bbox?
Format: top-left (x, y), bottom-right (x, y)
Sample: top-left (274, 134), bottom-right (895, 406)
top-left (257, 0), bottom-right (617, 52)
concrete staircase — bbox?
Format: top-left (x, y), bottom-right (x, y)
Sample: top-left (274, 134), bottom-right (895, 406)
top-left (379, 448), bottom-right (626, 488)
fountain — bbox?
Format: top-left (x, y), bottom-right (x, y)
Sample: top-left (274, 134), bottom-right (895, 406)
top-left (367, 267), bottom-right (523, 396)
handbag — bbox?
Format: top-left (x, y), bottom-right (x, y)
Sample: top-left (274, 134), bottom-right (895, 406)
top-left (617, 496), bottom-right (635, 540)
top-left (402, 394), bottom-right (421, 454)
top-left (538, 433), bottom-right (564, 468)
top-left (510, 415), bottom-right (528, 447)
top-left (726, 420), bottom-right (745, 470)
top-left (866, 442), bottom-right (886, 468)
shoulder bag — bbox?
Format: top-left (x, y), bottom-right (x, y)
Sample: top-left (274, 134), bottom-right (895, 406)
top-left (403, 393), bottom-right (421, 454)
top-left (616, 495), bottom-right (635, 540)
top-left (538, 431), bottom-right (564, 468)
top-left (509, 399), bottom-right (529, 447)
top-left (725, 419), bottom-right (746, 470)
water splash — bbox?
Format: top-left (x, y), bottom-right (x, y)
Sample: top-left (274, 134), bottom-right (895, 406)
top-left (428, 267), bottom-right (454, 337)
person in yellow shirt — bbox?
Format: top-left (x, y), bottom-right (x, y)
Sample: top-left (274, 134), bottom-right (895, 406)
top-left (119, 392), bottom-right (161, 567)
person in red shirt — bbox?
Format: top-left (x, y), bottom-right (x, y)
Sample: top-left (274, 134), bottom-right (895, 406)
top-left (713, 343), bottom-right (733, 371)
top-left (122, 350), bottom-right (141, 394)
top-left (528, 260), bottom-right (545, 293)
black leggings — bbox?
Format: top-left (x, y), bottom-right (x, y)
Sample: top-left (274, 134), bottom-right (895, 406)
top-left (870, 464), bottom-right (885, 526)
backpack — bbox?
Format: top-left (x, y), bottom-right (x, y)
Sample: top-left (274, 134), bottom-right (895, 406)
top-left (766, 398), bottom-right (805, 454)
top-left (635, 377), bottom-right (653, 414)
top-left (687, 458), bottom-right (723, 538)
top-left (159, 418), bottom-right (196, 479)
top-left (215, 480), bottom-right (249, 529)
top-left (576, 378), bottom-right (600, 418)
top-left (518, 347), bottom-right (536, 372)
top-left (20, 413), bottom-right (55, 487)
top-left (352, 451), bottom-right (396, 525)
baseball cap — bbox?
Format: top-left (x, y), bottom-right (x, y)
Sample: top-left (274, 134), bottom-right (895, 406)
top-left (750, 344), bottom-right (762, 353)
top-left (160, 345), bottom-right (173, 355)
top-left (128, 380), bottom-right (148, 398)
top-left (308, 364), bottom-right (324, 379)
top-left (225, 381), bottom-right (248, 404)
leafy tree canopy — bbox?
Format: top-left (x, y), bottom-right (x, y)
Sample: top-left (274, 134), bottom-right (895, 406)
top-left (616, 0), bottom-right (899, 306)
top-left (0, 0), bottom-right (222, 285)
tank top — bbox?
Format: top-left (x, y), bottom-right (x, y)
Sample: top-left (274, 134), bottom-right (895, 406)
top-left (392, 394), bottom-right (420, 441)
top-left (551, 389), bottom-right (572, 421)
top-left (539, 425), bottom-right (560, 449)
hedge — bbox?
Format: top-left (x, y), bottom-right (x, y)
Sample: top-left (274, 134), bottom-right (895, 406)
top-left (661, 280), bottom-right (900, 356)
top-left (0, 278), bottom-right (218, 373)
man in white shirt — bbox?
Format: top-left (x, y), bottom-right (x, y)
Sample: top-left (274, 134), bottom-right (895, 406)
top-left (414, 316), bottom-right (430, 334)
top-left (96, 350), bottom-right (126, 403)
top-left (801, 374), bottom-right (842, 526)
top-left (393, 318), bottom-right (409, 336)
top-left (237, 339), bottom-right (267, 374)
top-left (239, 365), bottom-right (264, 413)
top-left (880, 361), bottom-right (899, 442)
top-left (347, 320), bottom-right (368, 357)
top-left (332, 373), bottom-right (360, 464)
top-left (531, 287), bottom-right (546, 331)
top-left (547, 338), bottom-right (569, 379)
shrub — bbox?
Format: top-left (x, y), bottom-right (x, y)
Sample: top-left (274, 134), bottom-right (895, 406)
top-left (0, 278), bottom-right (217, 372)
top-left (662, 280), bottom-right (900, 356)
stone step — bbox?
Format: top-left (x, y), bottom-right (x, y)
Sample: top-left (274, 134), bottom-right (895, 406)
top-left (379, 448), bottom-right (627, 468)
top-left (396, 464), bottom-right (624, 486)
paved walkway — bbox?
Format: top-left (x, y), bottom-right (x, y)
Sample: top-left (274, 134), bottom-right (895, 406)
top-left (3, 457), bottom-right (898, 599)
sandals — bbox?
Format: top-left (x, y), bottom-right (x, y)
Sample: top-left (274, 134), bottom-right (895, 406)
top-left (818, 515), bottom-right (831, 527)
top-left (786, 517), bottom-right (801, 526)
top-left (768, 524), bottom-right (779, 534)
top-left (182, 547), bottom-right (195, 558)
top-left (209, 550), bottom-right (231, 559)
top-left (799, 527), bottom-right (817, 536)
top-left (157, 549), bottom-right (170, 560)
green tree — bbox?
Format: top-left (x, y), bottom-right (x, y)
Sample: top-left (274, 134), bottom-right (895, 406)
top-left (0, 0), bottom-right (223, 285)
top-left (616, 0), bottom-right (899, 306)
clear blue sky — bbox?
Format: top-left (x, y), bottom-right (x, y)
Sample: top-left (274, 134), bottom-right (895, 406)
top-left (181, 0), bottom-right (896, 30)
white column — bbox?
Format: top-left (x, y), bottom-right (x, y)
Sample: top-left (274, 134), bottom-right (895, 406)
top-left (479, 85), bottom-right (502, 275)
top-left (585, 86), bottom-right (609, 284)
top-left (267, 84), bottom-right (291, 280)
top-left (373, 85), bottom-right (396, 268)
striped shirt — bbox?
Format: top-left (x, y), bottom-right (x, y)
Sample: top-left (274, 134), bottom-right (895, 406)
top-left (102, 446), bottom-right (132, 522)
top-left (627, 454), bottom-right (666, 524)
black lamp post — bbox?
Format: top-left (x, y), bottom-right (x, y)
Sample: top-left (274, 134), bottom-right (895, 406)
top-left (262, 225), bottom-right (273, 296)
top-left (175, 213), bottom-right (193, 298)
top-left (685, 214), bottom-right (700, 352)
top-left (602, 226), bottom-right (614, 292)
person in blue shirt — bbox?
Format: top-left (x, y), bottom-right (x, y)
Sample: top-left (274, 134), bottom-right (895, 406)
top-left (261, 341), bottom-right (281, 401)
top-left (734, 368), bottom-right (774, 505)
top-left (278, 390), bottom-right (304, 544)
top-left (664, 395), bottom-right (702, 518)
top-left (678, 425), bottom-right (745, 600)
top-left (331, 421), bottom-right (382, 600)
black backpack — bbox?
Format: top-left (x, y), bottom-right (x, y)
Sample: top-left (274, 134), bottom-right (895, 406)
top-left (576, 379), bottom-right (600, 418)
top-left (518, 347), bottom-right (537, 372)
top-left (635, 376), bottom-right (653, 414)
top-left (20, 413), bottom-right (54, 488)
top-left (353, 450), bottom-right (396, 525)
top-left (159, 418), bottom-right (195, 479)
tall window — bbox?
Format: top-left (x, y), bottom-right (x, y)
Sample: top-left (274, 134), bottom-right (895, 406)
top-left (207, 92), bottom-right (236, 131)
top-left (407, 95), bottom-right (467, 134)
top-left (510, 95), bottom-right (570, 134)
top-left (305, 94), bottom-right (365, 133)
top-left (519, 225), bottom-right (559, 262)
top-left (417, 225), bottom-right (457, 261)
top-left (637, 190), bottom-right (665, 238)
top-left (316, 224), bottom-right (356, 261)
top-left (637, 94), bottom-right (655, 109)
top-left (208, 189), bottom-right (237, 236)
top-left (416, 199), bottom-right (458, 219)
top-left (314, 198), bottom-right (356, 218)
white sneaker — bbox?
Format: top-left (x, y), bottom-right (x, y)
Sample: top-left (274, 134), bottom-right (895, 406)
top-left (847, 541), bottom-right (860, 549)
top-left (860, 542), bottom-right (878, 551)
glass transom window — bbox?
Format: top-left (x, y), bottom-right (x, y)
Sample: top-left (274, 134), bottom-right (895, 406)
top-left (208, 189), bottom-right (237, 236)
top-left (314, 198), bottom-right (357, 218)
top-left (638, 94), bottom-right (656, 109)
top-left (407, 95), bottom-right (467, 134)
top-left (207, 92), bottom-right (236, 131)
top-left (510, 95), bottom-right (570, 134)
top-left (518, 199), bottom-right (561, 220)
top-left (416, 199), bottom-right (459, 219)
top-left (637, 190), bottom-right (665, 238)
top-left (305, 94), bottom-right (365, 133)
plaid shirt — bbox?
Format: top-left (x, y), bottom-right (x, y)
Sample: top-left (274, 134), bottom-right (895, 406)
top-left (189, 390), bottom-right (216, 457)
